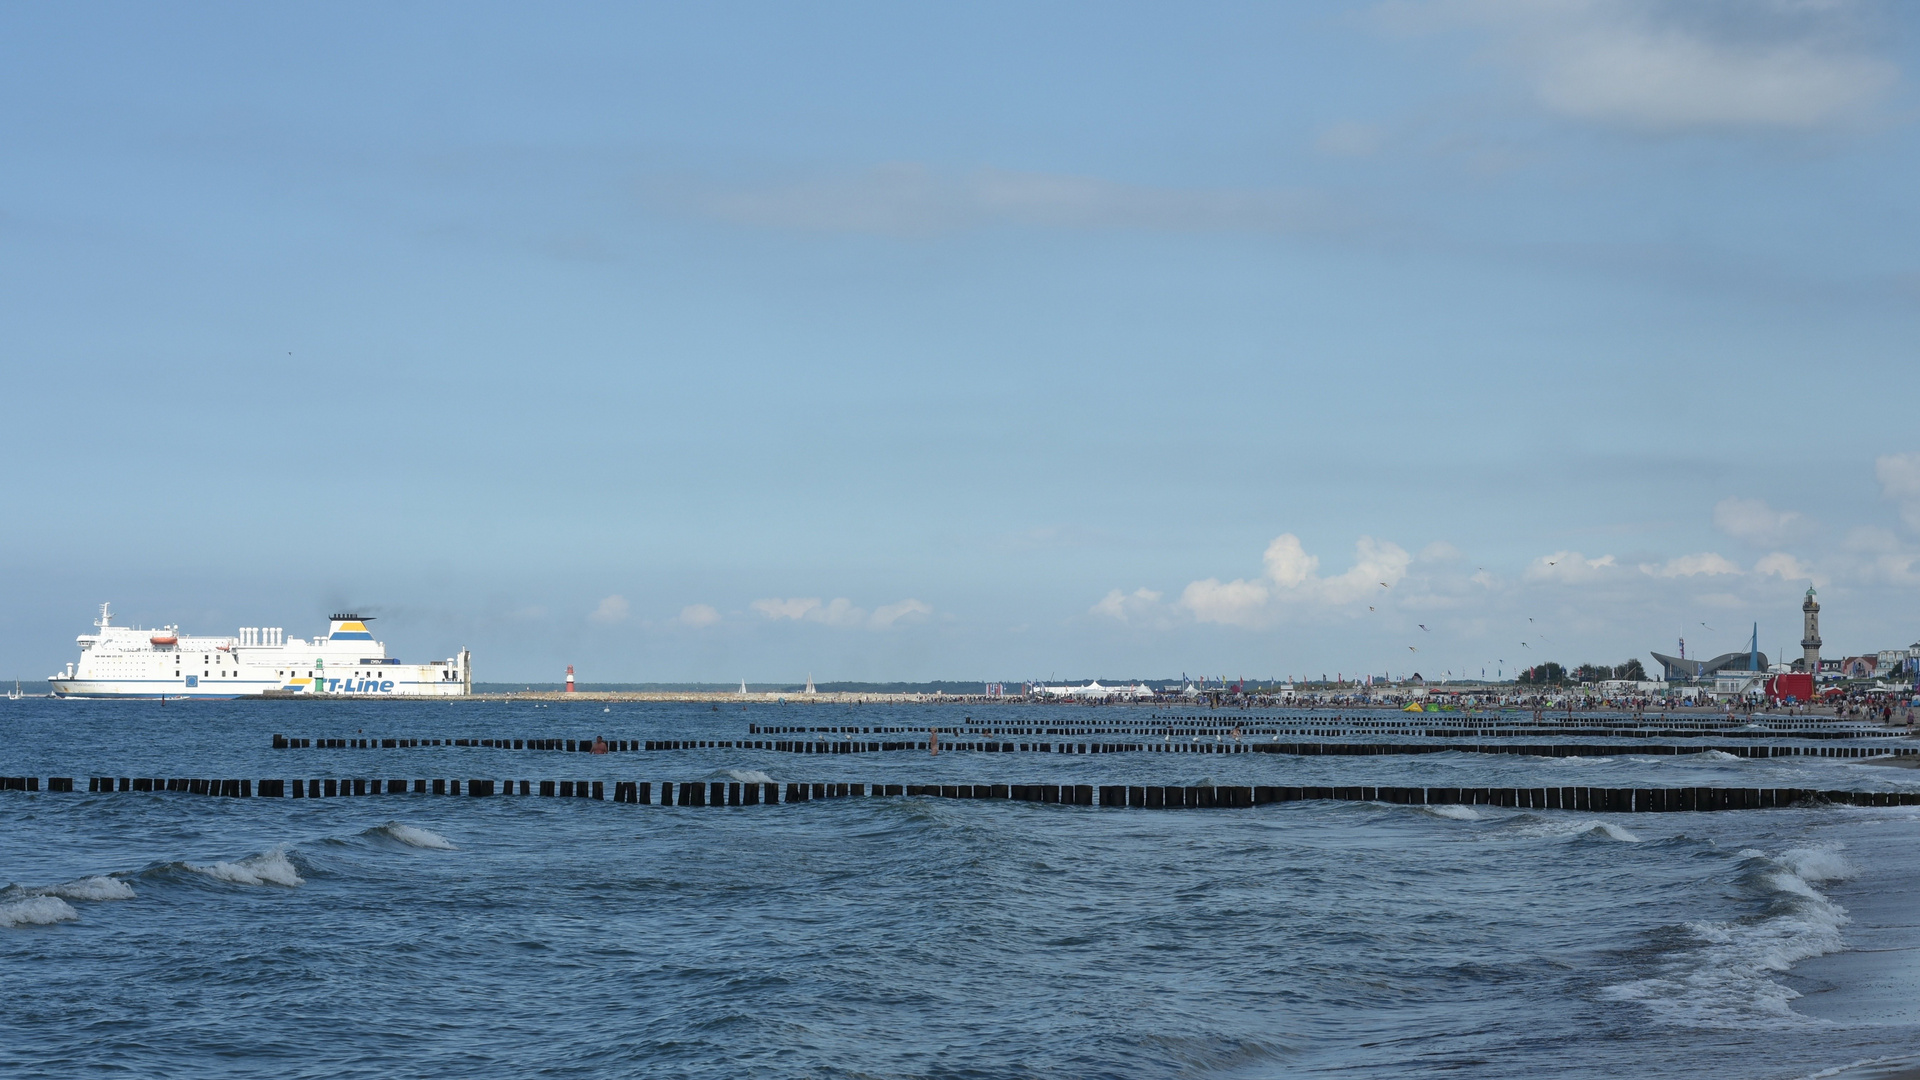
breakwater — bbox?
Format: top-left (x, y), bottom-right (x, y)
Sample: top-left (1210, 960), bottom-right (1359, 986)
top-left (2, 775), bottom-right (1913, 811)
top-left (269, 733), bottom-right (1919, 761)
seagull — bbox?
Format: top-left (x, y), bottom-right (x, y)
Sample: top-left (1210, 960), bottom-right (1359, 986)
top-left (1379, 582), bottom-right (1390, 588)
top-left (1368, 606), bottom-right (1375, 612)
top-left (1408, 646), bottom-right (1418, 652)
top-left (1418, 624), bottom-right (1429, 631)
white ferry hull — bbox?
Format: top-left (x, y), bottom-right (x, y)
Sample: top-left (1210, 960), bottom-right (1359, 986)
top-left (48, 607), bottom-right (471, 699)
top-left (47, 677), bottom-right (468, 699)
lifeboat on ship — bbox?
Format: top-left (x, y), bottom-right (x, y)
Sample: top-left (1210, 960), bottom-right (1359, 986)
top-left (151, 630), bottom-right (178, 647)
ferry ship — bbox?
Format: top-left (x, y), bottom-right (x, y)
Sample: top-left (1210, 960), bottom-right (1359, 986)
top-left (48, 604), bottom-right (470, 698)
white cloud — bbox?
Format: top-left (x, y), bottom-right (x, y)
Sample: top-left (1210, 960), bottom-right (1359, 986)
top-left (1262, 534), bottom-right (1321, 587)
top-left (697, 163), bottom-right (1346, 237)
top-left (1844, 526), bottom-right (1920, 585)
top-left (587, 595), bottom-right (630, 625)
top-left (1090, 587), bottom-right (1164, 623)
top-left (1713, 496), bottom-right (1806, 545)
top-left (1314, 536), bottom-right (1415, 604)
top-left (677, 603), bottom-right (721, 628)
top-left (1877, 452), bottom-right (1920, 530)
top-left (1180, 577), bottom-right (1274, 628)
top-left (750, 595), bottom-right (930, 629)
top-left (811, 598), bottom-right (867, 627)
top-left (1181, 534), bottom-right (1412, 627)
top-left (1524, 550), bottom-right (1617, 583)
top-left (1642, 552), bottom-right (1743, 578)
top-left (751, 597), bottom-right (821, 621)
top-left (1388, 0), bottom-right (1897, 132)
top-left (1754, 552), bottom-right (1813, 581)
top-left (870, 598), bottom-right (932, 628)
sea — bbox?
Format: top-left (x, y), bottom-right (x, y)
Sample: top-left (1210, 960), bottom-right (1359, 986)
top-left (5, 696), bottom-right (1920, 1079)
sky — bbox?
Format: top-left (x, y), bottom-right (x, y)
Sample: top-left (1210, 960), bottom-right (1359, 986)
top-left (3, 0), bottom-right (1919, 684)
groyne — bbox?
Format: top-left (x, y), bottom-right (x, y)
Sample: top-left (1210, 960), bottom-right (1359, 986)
top-left (268, 733), bottom-right (1917, 761)
top-left (3, 776), bottom-right (1916, 811)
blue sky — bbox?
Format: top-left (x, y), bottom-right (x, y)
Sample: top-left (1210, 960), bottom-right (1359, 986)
top-left (4, 1), bottom-right (1919, 683)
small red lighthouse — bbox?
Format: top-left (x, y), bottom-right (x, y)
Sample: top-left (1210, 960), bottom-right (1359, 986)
top-left (565, 665), bottom-right (576, 693)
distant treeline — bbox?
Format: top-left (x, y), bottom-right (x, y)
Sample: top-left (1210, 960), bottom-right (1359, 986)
top-left (1515, 660), bottom-right (1649, 686)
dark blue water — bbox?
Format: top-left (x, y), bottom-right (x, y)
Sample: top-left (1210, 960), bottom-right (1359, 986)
top-left (5, 698), bottom-right (1920, 1079)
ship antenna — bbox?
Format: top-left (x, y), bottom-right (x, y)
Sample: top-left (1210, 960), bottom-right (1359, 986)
top-left (97, 602), bottom-right (112, 628)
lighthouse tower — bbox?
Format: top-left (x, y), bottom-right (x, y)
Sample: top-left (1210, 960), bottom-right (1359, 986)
top-left (565, 665), bottom-right (576, 693)
top-left (1800, 588), bottom-right (1822, 673)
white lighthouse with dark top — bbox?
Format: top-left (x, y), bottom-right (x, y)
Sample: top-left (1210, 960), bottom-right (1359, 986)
top-left (1800, 587), bottom-right (1822, 674)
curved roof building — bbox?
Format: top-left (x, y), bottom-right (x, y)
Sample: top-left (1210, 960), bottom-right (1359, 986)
top-left (1649, 650), bottom-right (1768, 683)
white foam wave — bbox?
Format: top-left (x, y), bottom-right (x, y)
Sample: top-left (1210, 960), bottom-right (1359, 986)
top-left (1601, 845), bottom-right (1852, 1027)
top-left (1422, 805), bottom-right (1482, 820)
top-left (1698, 750), bottom-right (1741, 762)
top-left (1780, 845), bottom-right (1858, 884)
top-left (1515, 819), bottom-right (1641, 843)
top-left (1547, 756), bottom-right (1614, 766)
top-left (369, 822), bottom-right (456, 850)
top-left (188, 846), bottom-right (304, 887)
top-left (1795, 1054), bottom-right (1920, 1080)
top-left (0, 896), bottom-right (79, 928)
top-left (727, 769), bottom-right (774, 785)
top-left (41, 875), bottom-right (136, 901)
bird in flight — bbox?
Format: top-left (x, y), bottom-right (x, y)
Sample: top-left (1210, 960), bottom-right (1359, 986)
top-left (1418, 624), bottom-right (1429, 631)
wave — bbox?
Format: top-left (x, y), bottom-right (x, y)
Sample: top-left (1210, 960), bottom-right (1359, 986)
top-left (726, 769), bottom-right (774, 785)
top-left (1421, 805), bottom-right (1483, 821)
top-left (1795, 1054), bottom-right (1920, 1080)
top-left (0, 896), bottom-right (79, 928)
top-left (364, 822), bottom-right (456, 850)
top-left (1778, 845), bottom-right (1857, 885)
top-left (1697, 750), bottom-right (1741, 762)
top-left (1601, 843), bottom-right (1853, 1027)
top-left (3, 875), bottom-right (137, 902)
top-left (1514, 818), bottom-right (1641, 843)
top-left (182, 845), bottom-right (304, 887)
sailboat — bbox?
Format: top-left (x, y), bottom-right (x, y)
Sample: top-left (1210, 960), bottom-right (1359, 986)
top-left (8, 680), bottom-right (22, 700)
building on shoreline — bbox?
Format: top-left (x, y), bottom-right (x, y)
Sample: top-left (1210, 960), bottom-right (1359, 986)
top-left (1648, 649), bottom-right (1769, 686)
top-left (1796, 587), bottom-right (1822, 673)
